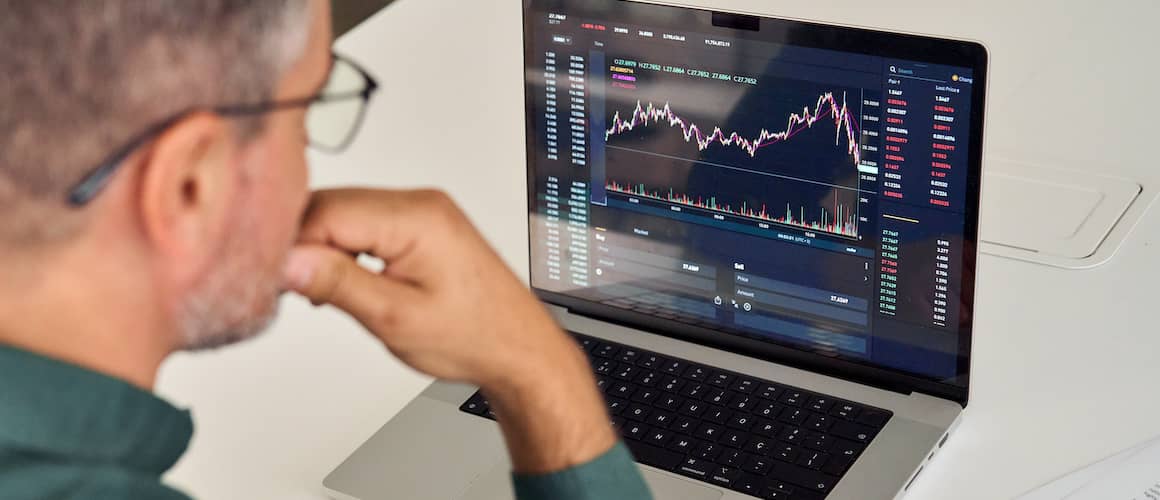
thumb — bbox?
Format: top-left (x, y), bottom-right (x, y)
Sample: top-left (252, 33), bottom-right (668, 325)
top-left (283, 244), bottom-right (419, 326)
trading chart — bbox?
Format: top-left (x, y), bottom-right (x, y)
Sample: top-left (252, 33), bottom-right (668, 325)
top-left (595, 55), bottom-right (881, 242)
top-left (526, 11), bottom-right (978, 375)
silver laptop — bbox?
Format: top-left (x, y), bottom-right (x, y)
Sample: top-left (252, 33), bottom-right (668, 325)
top-left (325, 1), bottom-right (988, 499)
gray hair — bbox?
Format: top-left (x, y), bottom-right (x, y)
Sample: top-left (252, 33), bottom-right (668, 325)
top-left (0, 0), bottom-right (310, 244)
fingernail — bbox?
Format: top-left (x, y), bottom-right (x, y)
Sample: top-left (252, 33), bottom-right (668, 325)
top-left (283, 250), bottom-right (315, 290)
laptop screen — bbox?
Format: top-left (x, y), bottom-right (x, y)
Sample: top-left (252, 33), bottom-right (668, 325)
top-left (523, 1), bottom-right (986, 393)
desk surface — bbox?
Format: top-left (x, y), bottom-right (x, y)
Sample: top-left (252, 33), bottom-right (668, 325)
top-left (157, 1), bottom-right (1160, 499)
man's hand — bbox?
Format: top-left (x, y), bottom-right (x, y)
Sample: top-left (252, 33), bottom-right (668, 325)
top-left (282, 189), bottom-right (615, 474)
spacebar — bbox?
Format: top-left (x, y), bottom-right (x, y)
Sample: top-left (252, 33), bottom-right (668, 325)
top-left (624, 440), bottom-right (682, 471)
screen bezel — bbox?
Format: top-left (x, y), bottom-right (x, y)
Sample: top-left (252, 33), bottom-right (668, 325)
top-left (522, 0), bottom-right (987, 405)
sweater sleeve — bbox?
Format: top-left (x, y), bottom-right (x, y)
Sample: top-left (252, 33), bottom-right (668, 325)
top-left (512, 442), bottom-right (653, 500)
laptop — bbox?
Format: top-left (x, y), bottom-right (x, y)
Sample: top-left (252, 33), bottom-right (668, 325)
top-left (324, 1), bottom-right (988, 499)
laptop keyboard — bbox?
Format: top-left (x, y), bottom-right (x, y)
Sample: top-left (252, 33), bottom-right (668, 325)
top-left (459, 333), bottom-right (892, 500)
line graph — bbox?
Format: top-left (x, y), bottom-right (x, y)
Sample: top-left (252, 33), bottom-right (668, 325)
top-left (604, 92), bottom-right (862, 166)
top-left (595, 68), bottom-right (879, 241)
top-left (607, 179), bottom-right (860, 238)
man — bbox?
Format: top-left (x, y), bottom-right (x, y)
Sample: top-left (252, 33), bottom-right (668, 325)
top-left (0, 1), bottom-right (652, 499)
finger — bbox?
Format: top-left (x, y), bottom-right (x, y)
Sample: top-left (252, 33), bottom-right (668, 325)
top-left (295, 189), bottom-right (467, 283)
top-left (283, 244), bottom-right (422, 329)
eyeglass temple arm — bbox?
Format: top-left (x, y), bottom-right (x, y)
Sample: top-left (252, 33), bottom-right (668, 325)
top-left (67, 116), bottom-right (184, 207)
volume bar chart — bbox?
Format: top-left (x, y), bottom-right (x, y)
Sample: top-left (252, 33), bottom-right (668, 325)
top-left (607, 180), bottom-right (860, 238)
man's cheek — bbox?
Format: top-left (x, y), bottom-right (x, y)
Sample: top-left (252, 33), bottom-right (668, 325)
top-left (273, 134), bottom-right (310, 207)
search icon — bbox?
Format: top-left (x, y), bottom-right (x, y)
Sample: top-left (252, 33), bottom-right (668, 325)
top-left (889, 65), bottom-right (897, 73)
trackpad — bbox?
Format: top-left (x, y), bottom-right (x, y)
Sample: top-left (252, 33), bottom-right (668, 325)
top-left (459, 460), bottom-right (514, 500)
top-left (642, 469), bottom-right (723, 500)
top-left (460, 461), bottom-right (723, 500)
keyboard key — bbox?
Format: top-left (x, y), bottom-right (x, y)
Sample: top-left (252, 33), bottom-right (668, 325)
top-left (693, 442), bottom-right (724, 461)
top-left (832, 439), bottom-right (865, 459)
top-left (661, 359), bottom-right (686, 375)
top-left (718, 449), bottom-right (749, 467)
top-left (730, 378), bottom-right (757, 394)
top-left (742, 455), bottom-right (773, 475)
top-left (726, 413), bottom-right (756, 431)
top-left (623, 422), bottom-right (651, 441)
top-left (753, 418), bottom-right (780, 438)
top-left (593, 344), bottom-right (618, 358)
top-left (617, 348), bottom-right (640, 364)
top-left (708, 372), bottom-right (734, 388)
top-left (625, 403), bottom-right (651, 422)
top-left (670, 416), bottom-right (697, 434)
top-left (756, 384), bottom-right (781, 400)
top-left (779, 408), bottom-right (808, 426)
top-left (648, 410), bottom-right (675, 428)
top-left (608, 382), bottom-right (635, 399)
top-left (646, 429), bottom-right (674, 447)
top-left (637, 353), bottom-right (667, 369)
top-left (676, 457), bottom-right (714, 480)
top-left (729, 395), bottom-right (755, 412)
top-left (695, 422), bottom-right (724, 441)
top-left (779, 463), bottom-right (836, 493)
top-left (606, 397), bottom-right (628, 415)
top-left (731, 474), bottom-right (765, 497)
top-left (679, 400), bottom-right (707, 418)
top-left (658, 376), bottom-right (685, 393)
top-left (807, 396), bottom-right (836, 414)
top-left (764, 490), bottom-right (793, 500)
top-left (707, 465), bottom-right (742, 488)
top-left (704, 406), bottom-right (731, 424)
top-left (773, 444), bottom-right (800, 463)
top-left (684, 365), bottom-right (710, 381)
top-left (680, 383), bottom-right (709, 399)
top-left (594, 359), bottom-right (616, 375)
top-left (780, 426), bottom-right (806, 444)
top-left (779, 390), bottom-right (805, 407)
top-left (704, 389), bottom-right (731, 406)
top-left (576, 337), bottom-right (597, 352)
top-left (804, 433), bottom-right (833, 451)
top-left (631, 388), bottom-right (660, 405)
top-left (460, 395), bottom-right (488, 415)
top-left (805, 414), bottom-right (834, 432)
top-left (766, 480), bottom-right (796, 496)
top-left (753, 400), bottom-right (782, 419)
top-left (797, 451), bottom-right (830, 470)
top-left (743, 437), bottom-right (772, 456)
top-left (831, 420), bottom-right (877, 443)
top-left (595, 376), bottom-right (611, 392)
top-left (634, 370), bottom-right (660, 387)
top-left (720, 430), bottom-right (748, 448)
top-left (831, 402), bottom-right (862, 420)
top-left (655, 395), bottom-right (683, 412)
top-left (613, 364), bottom-right (639, 381)
top-left (667, 436), bottom-right (700, 455)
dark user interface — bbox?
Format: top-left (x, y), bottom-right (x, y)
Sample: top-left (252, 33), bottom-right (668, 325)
top-left (527, 10), bottom-right (976, 383)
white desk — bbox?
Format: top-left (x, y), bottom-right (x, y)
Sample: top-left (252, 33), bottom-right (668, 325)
top-left (157, 1), bottom-right (1160, 499)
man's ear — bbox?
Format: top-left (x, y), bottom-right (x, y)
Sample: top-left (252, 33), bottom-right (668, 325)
top-left (136, 112), bottom-right (240, 289)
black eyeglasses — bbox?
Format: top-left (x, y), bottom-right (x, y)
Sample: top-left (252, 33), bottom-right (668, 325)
top-left (67, 52), bottom-right (379, 206)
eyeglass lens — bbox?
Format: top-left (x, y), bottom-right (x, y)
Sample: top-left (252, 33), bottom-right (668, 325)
top-left (305, 58), bottom-right (369, 150)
